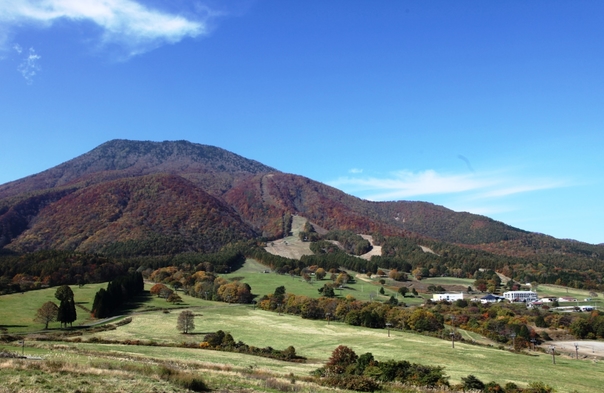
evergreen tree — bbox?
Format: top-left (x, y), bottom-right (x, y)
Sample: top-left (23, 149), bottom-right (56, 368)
top-left (461, 375), bottom-right (485, 391)
top-left (92, 288), bottom-right (110, 318)
top-left (55, 285), bottom-right (76, 328)
top-left (55, 285), bottom-right (74, 302)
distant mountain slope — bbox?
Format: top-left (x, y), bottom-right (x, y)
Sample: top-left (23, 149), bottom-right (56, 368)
top-left (5, 174), bottom-right (257, 255)
top-left (0, 139), bottom-right (276, 200)
top-left (0, 139), bottom-right (602, 264)
top-left (224, 172), bottom-right (527, 244)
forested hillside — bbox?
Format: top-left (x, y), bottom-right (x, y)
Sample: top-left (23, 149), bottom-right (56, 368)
top-left (1, 139), bottom-right (603, 293)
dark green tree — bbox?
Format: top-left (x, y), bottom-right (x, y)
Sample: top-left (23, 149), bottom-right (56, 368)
top-left (535, 315), bottom-right (548, 328)
top-left (55, 285), bottom-right (74, 302)
top-left (319, 284), bottom-right (335, 298)
top-left (273, 285), bottom-right (286, 304)
top-left (92, 288), bottom-right (110, 318)
top-left (57, 299), bottom-right (77, 328)
top-left (461, 374), bottom-right (485, 391)
top-left (55, 285), bottom-right (76, 328)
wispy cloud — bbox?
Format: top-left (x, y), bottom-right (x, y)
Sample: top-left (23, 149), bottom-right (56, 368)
top-left (16, 46), bottom-right (41, 84)
top-left (328, 168), bottom-right (568, 206)
top-left (0, 0), bottom-right (215, 58)
top-left (476, 182), bottom-right (566, 199)
top-left (348, 168), bottom-right (363, 174)
top-left (330, 169), bottom-right (495, 200)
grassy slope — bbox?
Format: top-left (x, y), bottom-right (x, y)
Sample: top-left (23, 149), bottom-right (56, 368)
top-left (2, 283), bottom-right (601, 392)
top-left (0, 283), bottom-right (105, 333)
top-left (3, 270), bottom-right (604, 392)
top-left (15, 298), bottom-right (604, 393)
top-left (225, 258), bottom-right (426, 305)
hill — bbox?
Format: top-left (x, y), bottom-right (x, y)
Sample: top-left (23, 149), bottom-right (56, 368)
top-left (1, 139), bottom-right (603, 287)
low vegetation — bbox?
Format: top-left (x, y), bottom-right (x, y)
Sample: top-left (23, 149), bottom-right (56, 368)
top-left (2, 278), bottom-right (604, 393)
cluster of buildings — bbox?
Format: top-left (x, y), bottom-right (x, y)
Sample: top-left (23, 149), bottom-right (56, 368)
top-left (433, 290), bottom-right (596, 311)
top-left (433, 290), bottom-right (539, 304)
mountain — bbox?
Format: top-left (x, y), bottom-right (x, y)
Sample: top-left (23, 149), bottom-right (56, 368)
top-left (1, 139), bottom-right (603, 267)
top-left (0, 139), bottom-right (275, 200)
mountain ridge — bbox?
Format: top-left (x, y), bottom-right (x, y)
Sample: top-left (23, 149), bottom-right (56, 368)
top-left (0, 139), bottom-right (277, 200)
top-left (1, 140), bottom-right (602, 265)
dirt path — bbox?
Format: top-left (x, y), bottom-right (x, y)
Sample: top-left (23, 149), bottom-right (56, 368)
top-left (358, 235), bottom-right (382, 260)
top-left (264, 215), bottom-right (313, 260)
top-left (547, 340), bottom-right (604, 359)
top-left (419, 245), bottom-right (439, 255)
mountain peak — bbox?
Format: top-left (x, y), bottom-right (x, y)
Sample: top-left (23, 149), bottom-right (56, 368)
top-left (0, 139), bottom-right (277, 199)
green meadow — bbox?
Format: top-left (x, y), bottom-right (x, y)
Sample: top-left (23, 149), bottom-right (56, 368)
top-left (421, 276), bottom-right (475, 287)
top-left (2, 261), bottom-right (604, 392)
top-left (2, 281), bottom-right (604, 392)
top-left (0, 283), bottom-right (105, 333)
top-left (12, 299), bottom-right (604, 393)
top-left (225, 258), bottom-right (427, 305)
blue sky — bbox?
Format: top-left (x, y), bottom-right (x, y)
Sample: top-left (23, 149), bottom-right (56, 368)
top-left (1, 1), bottom-right (603, 244)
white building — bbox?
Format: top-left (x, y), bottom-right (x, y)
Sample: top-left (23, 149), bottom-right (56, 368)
top-left (433, 293), bottom-right (464, 302)
top-left (503, 290), bottom-right (538, 302)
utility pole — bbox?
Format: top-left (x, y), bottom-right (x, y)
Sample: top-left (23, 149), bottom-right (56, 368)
top-left (450, 315), bottom-right (456, 348)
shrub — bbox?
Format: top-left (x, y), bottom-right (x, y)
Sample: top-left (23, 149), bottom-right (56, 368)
top-left (461, 374), bottom-right (485, 391)
top-left (319, 375), bottom-right (380, 392)
top-left (484, 381), bottom-right (504, 392)
top-left (265, 377), bottom-right (301, 392)
top-left (158, 366), bottom-right (208, 392)
top-left (525, 381), bottom-right (554, 393)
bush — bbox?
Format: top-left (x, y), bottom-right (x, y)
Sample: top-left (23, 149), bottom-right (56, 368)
top-left (525, 381), bottom-right (554, 393)
top-left (319, 375), bottom-right (380, 392)
top-left (461, 374), bottom-right (485, 391)
top-left (484, 381), bottom-right (503, 392)
top-left (158, 366), bottom-right (208, 392)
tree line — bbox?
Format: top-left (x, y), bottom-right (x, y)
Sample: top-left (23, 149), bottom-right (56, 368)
top-left (91, 271), bottom-right (144, 318)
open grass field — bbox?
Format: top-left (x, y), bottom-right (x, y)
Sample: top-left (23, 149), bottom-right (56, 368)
top-left (5, 291), bottom-right (604, 393)
top-left (223, 258), bottom-right (424, 305)
top-left (0, 282), bottom-right (215, 334)
top-left (3, 264), bottom-right (604, 392)
top-left (421, 277), bottom-right (475, 288)
top-left (82, 299), bottom-right (604, 392)
top-left (536, 284), bottom-right (603, 305)
top-left (0, 283), bottom-right (106, 333)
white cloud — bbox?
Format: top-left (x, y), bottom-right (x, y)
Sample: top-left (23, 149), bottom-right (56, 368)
top-left (348, 168), bottom-right (363, 174)
top-left (328, 168), bottom-right (567, 203)
top-left (0, 0), bottom-right (213, 58)
top-left (17, 47), bottom-right (41, 84)
top-left (330, 170), bottom-right (495, 201)
top-left (477, 183), bottom-right (566, 199)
